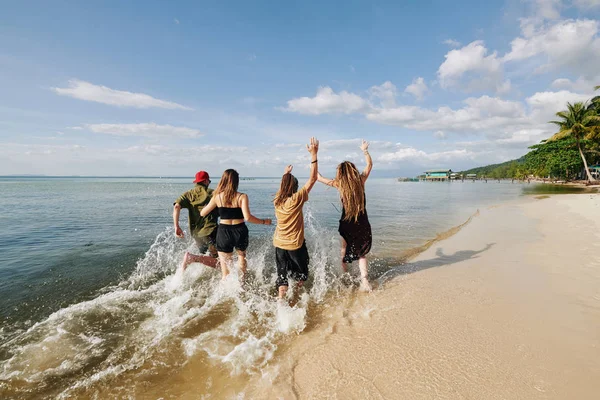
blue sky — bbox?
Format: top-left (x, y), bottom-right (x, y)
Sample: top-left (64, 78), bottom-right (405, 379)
top-left (1, 0), bottom-right (599, 177)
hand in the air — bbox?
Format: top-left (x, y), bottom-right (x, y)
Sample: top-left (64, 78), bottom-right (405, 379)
top-left (306, 137), bottom-right (319, 155)
top-left (360, 139), bottom-right (369, 152)
top-left (284, 165), bottom-right (293, 174)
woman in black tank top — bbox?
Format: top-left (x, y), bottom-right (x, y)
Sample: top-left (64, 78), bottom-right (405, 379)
top-left (201, 169), bottom-right (272, 280)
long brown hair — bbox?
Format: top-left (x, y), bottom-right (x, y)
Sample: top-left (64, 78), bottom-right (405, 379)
top-left (215, 169), bottom-right (239, 206)
top-left (336, 161), bottom-right (365, 222)
top-left (274, 174), bottom-right (299, 207)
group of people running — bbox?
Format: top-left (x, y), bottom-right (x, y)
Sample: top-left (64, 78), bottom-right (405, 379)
top-left (173, 137), bottom-right (374, 298)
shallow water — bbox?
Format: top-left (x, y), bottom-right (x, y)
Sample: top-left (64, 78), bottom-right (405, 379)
top-left (0, 177), bottom-right (531, 398)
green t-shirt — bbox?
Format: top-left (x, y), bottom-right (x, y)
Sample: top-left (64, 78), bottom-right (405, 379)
top-left (174, 184), bottom-right (218, 238)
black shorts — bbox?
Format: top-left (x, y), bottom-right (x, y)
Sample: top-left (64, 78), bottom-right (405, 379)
top-left (275, 241), bottom-right (309, 288)
top-left (193, 228), bottom-right (217, 254)
top-left (216, 223), bottom-right (249, 253)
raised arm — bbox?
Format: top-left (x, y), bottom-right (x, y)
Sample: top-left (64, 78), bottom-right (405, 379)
top-left (200, 196), bottom-right (218, 217)
top-left (360, 139), bottom-right (373, 183)
top-left (302, 137), bottom-right (319, 193)
top-left (239, 194), bottom-right (272, 225)
top-left (317, 172), bottom-right (337, 187)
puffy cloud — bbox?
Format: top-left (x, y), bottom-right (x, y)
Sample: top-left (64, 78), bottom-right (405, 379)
top-left (504, 19), bottom-right (600, 79)
top-left (377, 145), bottom-right (477, 165)
top-left (52, 79), bottom-right (192, 110)
top-left (404, 77), bottom-right (429, 101)
top-left (369, 81), bottom-right (398, 107)
top-left (83, 123), bottom-right (203, 138)
top-left (437, 41), bottom-right (508, 92)
top-left (551, 76), bottom-right (600, 92)
top-left (526, 90), bottom-right (593, 122)
top-left (282, 86), bottom-right (368, 115)
top-left (366, 95), bottom-right (526, 132)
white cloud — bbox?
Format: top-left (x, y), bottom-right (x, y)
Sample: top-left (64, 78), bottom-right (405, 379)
top-left (174, 18), bottom-right (180, 24)
top-left (83, 123), bottom-right (203, 138)
top-left (504, 19), bottom-right (600, 79)
top-left (443, 39), bottom-right (461, 48)
top-left (377, 145), bottom-right (476, 164)
top-left (52, 79), bottom-right (192, 110)
top-left (404, 77), bottom-right (429, 101)
top-left (526, 90), bottom-right (593, 122)
top-left (282, 86), bottom-right (368, 115)
top-left (369, 81), bottom-right (398, 107)
top-left (551, 76), bottom-right (600, 92)
top-left (434, 131), bottom-right (447, 139)
top-left (437, 41), bottom-right (509, 92)
top-left (366, 95), bottom-right (526, 132)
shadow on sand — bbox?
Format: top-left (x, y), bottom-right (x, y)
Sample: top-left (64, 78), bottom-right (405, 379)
top-left (377, 243), bottom-right (496, 284)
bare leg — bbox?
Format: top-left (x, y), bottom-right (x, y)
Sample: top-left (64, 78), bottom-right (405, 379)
top-left (181, 252), bottom-right (219, 270)
top-left (340, 237), bottom-right (349, 273)
top-left (237, 250), bottom-right (247, 282)
top-left (218, 251), bottom-right (233, 280)
top-left (358, 257), bottom-right (372, 292)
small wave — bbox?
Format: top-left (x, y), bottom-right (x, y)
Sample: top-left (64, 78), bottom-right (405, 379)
top-left (0, 205), bottom-right (478, 398)
top-left (0, 206), bottom-right (350, 399)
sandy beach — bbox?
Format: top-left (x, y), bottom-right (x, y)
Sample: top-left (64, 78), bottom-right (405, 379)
top-left (245, 193), bottom-right (600, 399)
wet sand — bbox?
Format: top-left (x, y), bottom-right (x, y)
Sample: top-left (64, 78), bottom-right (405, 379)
top-left (252, 194), bottom-right (600, 399)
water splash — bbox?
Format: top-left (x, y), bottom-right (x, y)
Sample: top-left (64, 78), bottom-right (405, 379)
top-left (0, 204), bottom-right (352, 399)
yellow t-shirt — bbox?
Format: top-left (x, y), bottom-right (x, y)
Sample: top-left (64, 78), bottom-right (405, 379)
top-left (273, 187), bottom-right (309, 250)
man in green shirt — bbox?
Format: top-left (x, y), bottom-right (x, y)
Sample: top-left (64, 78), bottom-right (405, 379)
top-left (173, 171), bottom-right (219, 270)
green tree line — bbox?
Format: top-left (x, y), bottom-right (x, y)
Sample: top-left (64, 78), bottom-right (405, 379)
top-left (460, 87), bottom-right (600, 181)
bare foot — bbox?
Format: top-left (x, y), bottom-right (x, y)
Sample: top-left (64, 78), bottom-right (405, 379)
top-left (181, 252), bottom-right (191, 271)
top-left (359, 277), bottom-right (372, 292)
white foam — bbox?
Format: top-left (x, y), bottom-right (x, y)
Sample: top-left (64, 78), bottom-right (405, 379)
top-left (2, 211), bottom-right (352, 396)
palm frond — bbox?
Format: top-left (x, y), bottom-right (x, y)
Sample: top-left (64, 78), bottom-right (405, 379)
top-left (548, 129), bottom-right (572, 141)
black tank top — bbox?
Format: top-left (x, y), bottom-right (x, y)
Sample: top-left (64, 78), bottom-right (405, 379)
top-left (218, 193), bottom-right (244, 220)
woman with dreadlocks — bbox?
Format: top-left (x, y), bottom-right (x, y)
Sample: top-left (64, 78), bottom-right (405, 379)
top-left (318, 139), bottom-right (373, 291)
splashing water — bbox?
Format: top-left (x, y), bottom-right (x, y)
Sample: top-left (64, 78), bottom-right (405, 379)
top-left (0, 205), bottom-right (363, 399)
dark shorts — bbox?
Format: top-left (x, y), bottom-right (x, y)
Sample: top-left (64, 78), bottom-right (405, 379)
top-left (275, 241), bottom-right (309, 288)
top-left (216, 223), bottom-right (249, 253)
top-left (193, 228), bottom-right (218, 254)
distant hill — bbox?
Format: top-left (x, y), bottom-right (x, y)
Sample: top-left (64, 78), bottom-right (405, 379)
top-left (459, 157), bottom-right (525, 178)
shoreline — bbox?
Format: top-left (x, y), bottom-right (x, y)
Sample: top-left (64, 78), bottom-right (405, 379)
top-left (248, 193), bottom-right (600, 399)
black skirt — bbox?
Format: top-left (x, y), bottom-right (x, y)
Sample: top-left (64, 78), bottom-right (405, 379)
top-left (338, 211), bottom-right (372, 263)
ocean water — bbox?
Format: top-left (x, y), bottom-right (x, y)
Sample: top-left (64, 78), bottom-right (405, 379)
top-left (0, 177), bottom-right (535, 398)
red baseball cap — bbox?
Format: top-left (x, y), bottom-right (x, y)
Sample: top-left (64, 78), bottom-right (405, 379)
top-left (193, 171), bottom-right (210, 183)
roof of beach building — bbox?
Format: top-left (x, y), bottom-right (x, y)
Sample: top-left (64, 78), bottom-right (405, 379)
top-left (425, 169), bottom-right (452, 173)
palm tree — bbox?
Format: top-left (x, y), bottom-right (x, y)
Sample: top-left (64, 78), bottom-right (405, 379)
top-left (549, 102), bottom-right (599, 182)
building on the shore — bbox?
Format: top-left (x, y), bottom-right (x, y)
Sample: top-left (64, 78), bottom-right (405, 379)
top-left (450, 172), bottom-right (461, 180)
top-left (589, 165), bottom-right (600, 179)
top-left (466, 173), bottom-right (477, 180)
top-left (423, 169), bottom-right (452, 181)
